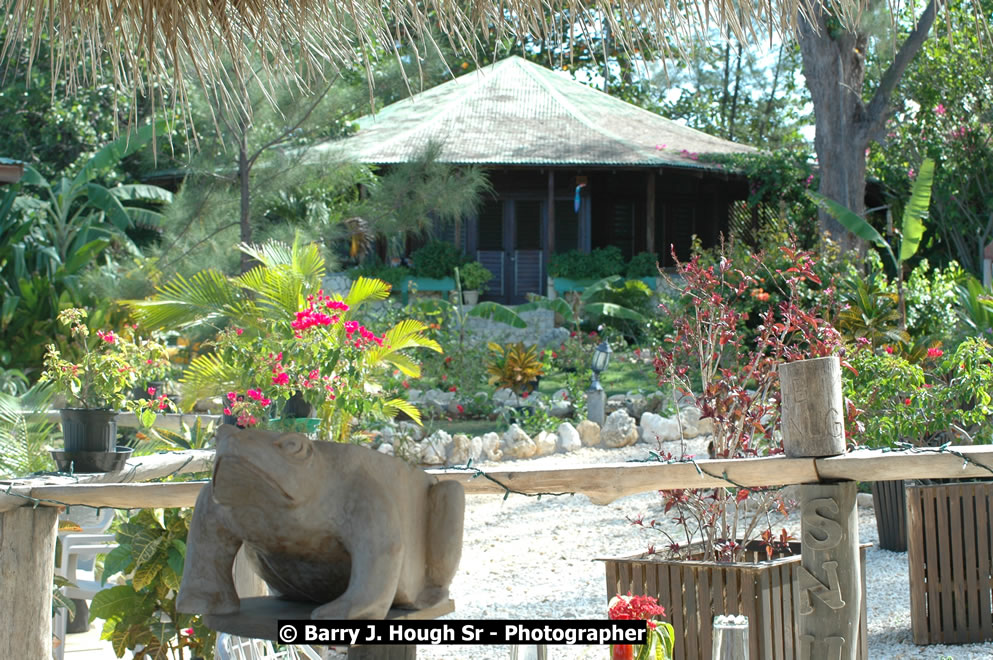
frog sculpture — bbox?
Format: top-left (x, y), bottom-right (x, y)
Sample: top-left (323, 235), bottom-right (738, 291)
top-left (176, 425), bottom-right (464, 620)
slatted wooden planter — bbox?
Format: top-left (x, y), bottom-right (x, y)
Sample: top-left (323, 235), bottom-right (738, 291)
top-left (907, 481), bottom-right (993, 645)
top-left (602, 542), bottom-right (869, 660)
top-left (871, 479), bottom-right (908, 552)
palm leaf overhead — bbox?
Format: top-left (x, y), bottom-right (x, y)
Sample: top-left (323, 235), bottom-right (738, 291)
top-left (1, 0), bottom-right (887, 133)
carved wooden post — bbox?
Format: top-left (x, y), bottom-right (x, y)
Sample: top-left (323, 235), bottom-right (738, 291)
top-left (0, 506), bottom-right (59, 658)
top-left (779, 356), bottom-right (860, 660)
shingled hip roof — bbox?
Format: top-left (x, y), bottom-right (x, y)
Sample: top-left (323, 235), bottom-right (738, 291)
top-left (312, 56), bottom-right (755, 170)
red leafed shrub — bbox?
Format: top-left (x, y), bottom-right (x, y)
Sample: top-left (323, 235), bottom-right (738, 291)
top-left (643, 243), bottom-right (845, 563)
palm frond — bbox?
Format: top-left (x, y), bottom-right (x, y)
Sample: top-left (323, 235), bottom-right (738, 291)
top-left (366, 319), bottom-right (442, 366)
top-left (383, 398), bottom-right (422, 426)
top-left (383, 353), bottom-right (422, 378)
top-left (127, 269), bottom-right (248, 331)
top-left (344, 277), bottom-right (392, 310)
top-left (179, 354), bottom-right (246, 410)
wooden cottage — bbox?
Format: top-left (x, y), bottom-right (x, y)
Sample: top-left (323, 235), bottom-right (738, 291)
top-left (318, 56), bottom-right (755, 302)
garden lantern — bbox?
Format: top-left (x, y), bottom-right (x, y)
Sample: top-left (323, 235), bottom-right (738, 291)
top-left (590, 339), bottom-right (612, 391)
top-left (587, 338), bottom-right (611, 426)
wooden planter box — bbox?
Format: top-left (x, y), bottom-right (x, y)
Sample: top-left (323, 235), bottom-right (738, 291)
top-left (871, 479), bottom-right (908, 552)
top-left (602, 542), bottom-right (869, 660)
top-left (907, 481), bottom-right (993, 645)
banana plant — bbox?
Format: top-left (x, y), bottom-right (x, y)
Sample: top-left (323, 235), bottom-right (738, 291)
top-left (16, 120), bottom-right (173, 263)
top-left (807, 157), bottom-right (935, 330)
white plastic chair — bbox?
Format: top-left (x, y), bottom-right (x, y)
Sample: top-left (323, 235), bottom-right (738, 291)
top-left (53, 508), bottom-right (119, 660)
top-left (216, 633), bottom-right (323, 659)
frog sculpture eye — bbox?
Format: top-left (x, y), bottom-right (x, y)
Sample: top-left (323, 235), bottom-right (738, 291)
top-left (276, 435), bottom-right (312, 460)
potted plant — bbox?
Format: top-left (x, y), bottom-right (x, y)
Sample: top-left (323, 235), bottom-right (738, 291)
top-left (41, 308), bottom-right (172, 472)
top-left (458, 261), bottom-right (492, 304)
top-left (130, 239), bottom-right (442, 442)
top-left (605, 245), bottom-right (871, 659)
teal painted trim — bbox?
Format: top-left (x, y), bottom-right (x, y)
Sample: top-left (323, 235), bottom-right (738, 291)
top-left (552, 277), bottom-right (597, 293)
top-left (402, 277), bottom-right (455, 292)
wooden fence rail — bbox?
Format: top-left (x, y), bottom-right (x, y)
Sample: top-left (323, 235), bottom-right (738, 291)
top-left (4, 445), bottom-right (992, 512)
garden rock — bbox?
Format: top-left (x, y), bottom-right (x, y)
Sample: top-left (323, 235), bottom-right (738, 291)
top-left (449, 434), bottom-right (481, 465)
top-left (640, 412), bottom-right (681, 443)
top-left (481, 432), bottom-right (503, 461)
top-left (660, 437), bottom-right (711, 460)
top-left (549, 399), bottom-right (574, 418)
top-left (625, 393), bottom-right (648, 418)
top-left (393, 436), bottom-right (420, 464)
top-left (577, 420), bottom-right (601, 446)
top-left (420, 430), bottom-right (452, 465)
top-left (377, 444), bottom-right (394, 456)
top-left (679, 407), bottom-right (702, 439)
top-left (534, 431), bottom-right (558, 456)
top-left (696, 417), bottom-right (716, 436)
top-left (406, 389), bottom-right (423, 403)
top-left (605, 394), bottom-right (628, 415)
top-left (538, 327), bottom-right (570, 348)
top-left (447, 399), bottom-right (465, 416)
top-left (493, 388), bottom-right (516, 405)
top-left (601, 410), bottom-right (638, 448)
top-left (556, 423), bottom-right (582, 452)
top-left (643, 391), bottom-right (668, 414)
top-left (399, 422), bottom-right (425, 442)
top-left (503, 424), bottom-right (537, 459)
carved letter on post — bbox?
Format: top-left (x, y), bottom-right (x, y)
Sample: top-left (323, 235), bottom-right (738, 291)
top-left (780, 356), bottom-right (860, 660)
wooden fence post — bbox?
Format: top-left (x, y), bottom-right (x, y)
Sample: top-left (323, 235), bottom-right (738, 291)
top-left (780, 356), bottom-right (860, 660)
top-left (0, 505), bottom-right (59, 659)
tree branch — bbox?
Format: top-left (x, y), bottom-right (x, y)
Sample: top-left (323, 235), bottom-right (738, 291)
top-left (860, 0), bottom-right (937, 144)
top-left (246, 79), bottom-right (337, 169)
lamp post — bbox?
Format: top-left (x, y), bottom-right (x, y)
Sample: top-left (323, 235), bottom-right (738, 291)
top-left (586, 339), bottom-right (612, 426)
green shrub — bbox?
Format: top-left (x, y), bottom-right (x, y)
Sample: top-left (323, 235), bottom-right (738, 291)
top-left (459, 261), bottom-right (493, 291)
top-left (350, 258), bottom-right (412, 289)
top-left (410, 241), bottom-right (464, 279)
top-left (626, 252), bottom-right (660, 278)
top-left (550, 246), bottom-right (625, 280)
top-left (845, 338), bottom-right (993, 448)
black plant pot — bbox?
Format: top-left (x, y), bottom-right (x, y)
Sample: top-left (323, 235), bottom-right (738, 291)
top-left (50, 447), bottom-right (133, 474)
top-left (283, 390), bottom-right (315, 419)
top-left (871, 479), bottom-right (907, 552)
top-left (59, 408), bottom-right (118, 453)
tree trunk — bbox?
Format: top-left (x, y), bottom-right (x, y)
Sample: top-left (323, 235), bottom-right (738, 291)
top-left (798, 0), bottom-right (937, 252)
top-left (728, 42), bottom-right (743, 140)
top-left (238, 136), bottom-right (252, 274)
top-left (798, 10), bottom-right (869, 251)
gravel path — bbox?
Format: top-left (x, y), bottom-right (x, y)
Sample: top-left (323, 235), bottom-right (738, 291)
top-left (409, 445), bottom-right (993, 659)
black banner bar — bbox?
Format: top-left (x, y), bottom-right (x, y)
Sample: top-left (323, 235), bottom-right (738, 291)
top-left (276, 619), bottom-right (647, 646)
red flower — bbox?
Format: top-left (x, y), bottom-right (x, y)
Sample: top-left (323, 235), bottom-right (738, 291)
top-left (456, 404), bottom-right (464, 414)
top-left (927, 347), bottom-right (944, 358)
top-left (223, 407), bottom-right (232, 415)
top-left (904, 397), bottom-right (912, 405)
top-left (449, 386), bottom-right (457, 392)
top-left (884, 345), bottom-right (894, 354)
top-left (402, 380), bottom-right (409, 388)
top-left (96, 330), bottom-right (116, 344)
top-left (521, 391), bottom-right (530, 399)
top-left (226, 391), bottom-right (237, 403)
top-left (272, 372), bottom-right (289, 386)
top-left (147, 387), bottom-right (156, 396)
top-left (235, 328), bottom-right (243, 336)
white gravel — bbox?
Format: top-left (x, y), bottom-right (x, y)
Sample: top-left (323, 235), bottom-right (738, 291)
top-left (408, 444), bottom-right (993, 659)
